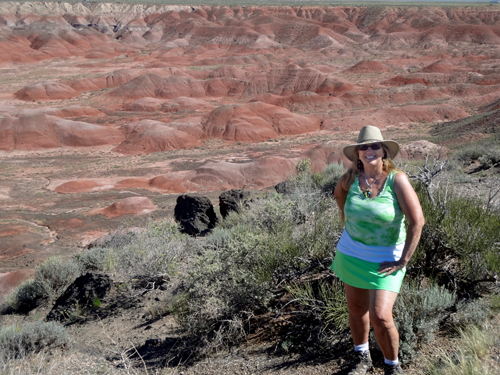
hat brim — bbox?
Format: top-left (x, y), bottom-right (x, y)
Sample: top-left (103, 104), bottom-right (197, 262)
top-left (343, 140), bottom-right (399, 161)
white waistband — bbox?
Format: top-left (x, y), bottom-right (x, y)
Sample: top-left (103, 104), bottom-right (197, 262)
top-left (336, 229), bottom-right (404, 263)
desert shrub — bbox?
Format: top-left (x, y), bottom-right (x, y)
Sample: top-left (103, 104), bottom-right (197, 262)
top-left (174, 226), bottom-right (272, 354)
top-left (413, 182), bottom-right (500, 290)
top-left (0, 279), bottom-right (51, 315)
top-left (478, 149), bottom-right (500, 168)
top-left (0, 321), bottom-right (70, 359)
top-left (295, 158), bottom-right (312, 177)
top-left (393, 282), bottom-right (456, 364)
top-left (317, 162), bottom-right (346, 193)
top-left (34, 256), bottom-right (81, 297)
top-left (451, 134), bottom-right (500, 165)
top-left (287, 278), bottom-right (349, 335)
top-left (75, 246), bottom-right (111, 272)
top-left (93, 226), bottom-right (138, 250)
top-left (490, 294), bottom-right (500, 312)
top-left (449, 299), bottom-right (489, 331)
top-left (174, 186), bottom-right (343, 355)
top-left (1, 256), bottom-right (81, 315)
top-left (219, 192), bottom-right (341, 282)
top-left (110, 220), bottom-right (200, 280)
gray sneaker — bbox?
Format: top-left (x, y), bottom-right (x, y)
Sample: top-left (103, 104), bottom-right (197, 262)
top-left (347, 350), bottom-right (372, 375)
top-left (383, 363), bottom-right (405, 375)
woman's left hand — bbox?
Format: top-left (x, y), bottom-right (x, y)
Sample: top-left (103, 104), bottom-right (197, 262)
top-left (378, 260), bottom-right (406, 276)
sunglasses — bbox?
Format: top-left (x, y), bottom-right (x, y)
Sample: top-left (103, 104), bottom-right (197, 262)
top-left (358, 143), bottom-right (382, 151)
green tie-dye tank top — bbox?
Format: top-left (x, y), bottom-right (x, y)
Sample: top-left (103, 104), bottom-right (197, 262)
top-left (344, 171), bottom-right (406, 246)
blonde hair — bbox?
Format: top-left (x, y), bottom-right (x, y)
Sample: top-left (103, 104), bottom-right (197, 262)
top-left (337, 144), bottom-right (399, 222)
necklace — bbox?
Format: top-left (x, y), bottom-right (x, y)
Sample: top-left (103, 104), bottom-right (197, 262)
top-left (363, 170), bottom-right (383, 198)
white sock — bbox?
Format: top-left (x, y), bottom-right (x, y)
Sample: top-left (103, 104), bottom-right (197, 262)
top-left (354, 342), bottom-right (369, 352)
top-left (384, 358), bottom-right (399, 366)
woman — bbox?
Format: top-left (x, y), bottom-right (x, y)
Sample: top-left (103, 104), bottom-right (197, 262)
top-left (332, 125), bottom-right (424, 375)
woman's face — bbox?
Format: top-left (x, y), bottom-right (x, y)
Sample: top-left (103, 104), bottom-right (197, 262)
top-left (357, 142), bottom-right (385, 168)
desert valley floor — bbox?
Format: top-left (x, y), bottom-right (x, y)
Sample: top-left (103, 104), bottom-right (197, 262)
top-left (1, 1), bottom-right (500, 296)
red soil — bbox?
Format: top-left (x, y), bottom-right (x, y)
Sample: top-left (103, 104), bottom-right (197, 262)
top-left (91, 197), bottom-right (158, 218)
top-left (15, 82), bottom-right (79, 101)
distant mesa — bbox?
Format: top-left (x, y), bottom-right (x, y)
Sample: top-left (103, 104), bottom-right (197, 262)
top-left (201, 102), bottom-right (321, 142)
top-left (421, 60), bottom-right (458, 74)
top-left (185, 157), bottom-right (298, 191)
top-left (54, 180), bottom-right (103, 194)
top-left (0, 113), bottom-right (123, 151)
top-left (112, 120), bottom-right (203, 155)
top-left (148, 175), bottom-right (190, 194)
top-left (15, 82), bottom-right (79, 101)
top-left (110, 74), bottom-right (206, 100)
top-left (92, 197), bottom-right (158, 218)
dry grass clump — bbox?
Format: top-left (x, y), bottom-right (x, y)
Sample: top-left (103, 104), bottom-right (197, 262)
top-left (108, 220), bottom-right (200, 280)
top-left (0, 321), bottom-right (70, 360)
top-left (425, 326), bottom-right (497, 375)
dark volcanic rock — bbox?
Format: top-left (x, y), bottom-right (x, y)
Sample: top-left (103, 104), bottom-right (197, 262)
top-left (174, 195), bottom-right (218, 236)
top-left (275, 180), bottom-right (297, 195)
top-left (219, 189), bottom-right (252, 218)
top-left (46, 273), bottom-right (112, 322)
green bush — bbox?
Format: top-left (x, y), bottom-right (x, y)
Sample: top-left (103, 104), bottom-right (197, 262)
top-left (75, 246), bottom-right (111, 273)
top-left (34, 256), bottom-right (81, 297)
top-left (174, 226), bottom-right (272, 354)
top-left (0, 321), bottom-right (70, 359)
top-left (316, 162), bottom-right (346, 193)
top-left (0, 279), bottom-right (51, 315)
top-left (219, 193), bottom-right (341, 282)
top-left (1, 256), bottom-right (81, 315)
top-left (174, 186), bottom-right (342, 354)
top-left (451, 134), bottom-right (500, 166)
top-left (287, 277), bottom-right (349, 335)
top-left (110, 220), bottom-right (199, 280)
top-left (393, 283), bottom-right (456, 364)
top-left (449, 299), bottom-right (489, 330)
top-left (413, 183), bottom-right (500, 288)
top-left (478, 149), bottom-right (500, 168)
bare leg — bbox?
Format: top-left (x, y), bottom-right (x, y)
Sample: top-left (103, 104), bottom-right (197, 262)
top-left (344, 284), bottom-right (370, 346)
top-left (369, 289), bottom-right (399, 360)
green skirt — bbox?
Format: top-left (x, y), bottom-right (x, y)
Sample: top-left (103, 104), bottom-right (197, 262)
top-left (331, 251), bottom-right (406, 293)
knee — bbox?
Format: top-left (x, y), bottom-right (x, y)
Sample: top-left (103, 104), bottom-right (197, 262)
top-left (370, 309), bottom-right (394, 329)
top-left (349, 303), bottom-right (369, 319)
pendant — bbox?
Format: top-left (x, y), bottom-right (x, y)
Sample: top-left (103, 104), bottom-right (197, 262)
top-left (364, 188), bottom-right (372, 198)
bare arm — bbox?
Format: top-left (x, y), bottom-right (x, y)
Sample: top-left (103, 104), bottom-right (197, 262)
top-left (379, 171), bottom-right (425, 276)
top-left (333, 174), bottom-right (346, 211)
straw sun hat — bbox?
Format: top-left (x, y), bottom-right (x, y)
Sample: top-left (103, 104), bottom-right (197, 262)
top-left (343, 125), bottom-right (400, 161)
